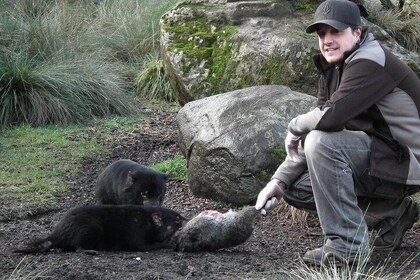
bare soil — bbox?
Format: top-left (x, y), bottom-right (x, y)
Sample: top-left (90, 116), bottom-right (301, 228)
top-left (1, 102), bottom-right (419, 280)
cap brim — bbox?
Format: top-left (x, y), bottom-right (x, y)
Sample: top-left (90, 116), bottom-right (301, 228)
top-left (306, 20), bottom-right (350, 33)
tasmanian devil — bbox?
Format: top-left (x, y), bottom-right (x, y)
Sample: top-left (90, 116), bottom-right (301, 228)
top-left (13, 205), bottom-right (186, 253)
top-left (173, 206), bottom-right (260, 252)
top-left (95, 159), bottom-right (169, 206)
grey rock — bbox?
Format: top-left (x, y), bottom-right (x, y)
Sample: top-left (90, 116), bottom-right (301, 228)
top-left (177, 85), bottom-right (315, 204)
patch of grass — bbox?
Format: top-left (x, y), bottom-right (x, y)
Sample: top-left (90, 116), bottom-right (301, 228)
top-left (87, 0), bottom-right (180, 62)
top-left (0, 114), bottom-right (150, 209)
top-left (276, 249), bottom-right (420, 280)
top-left (91, 114), bottom-right (149, 135)
top-left (151, 154), bottom-right (187, 181)
top-left (0, 124), bottom-right (102, 207)
top-left (0, 0), bottom-right (181, 127)
top-left (7, 256), bottom-right (54, 280)
top-left (366, 0), bottom-right (419, 52)
top-left (135, 52), bottom-right (176, 102)
top-left (0, 50), bottom-right (138, 127)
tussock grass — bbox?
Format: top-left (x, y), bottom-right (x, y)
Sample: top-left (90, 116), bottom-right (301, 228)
top-left (279, 251), bottom-right (419, 280)
top-left (365, 0), bottom-right (420, 52)
top-left (230, 239), bottom-right (419, 280)
top-left (135, 52), bottom-right (175, 102)
top-left (0, 50), bottom-right (136, 126)
top-left (85, 0), bottom-right (177, 61)
top-left (0, 0), bottom-right (179, 127)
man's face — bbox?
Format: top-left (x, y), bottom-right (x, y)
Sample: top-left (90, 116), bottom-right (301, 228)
top-left (316, 24), bottom-right (361, 64)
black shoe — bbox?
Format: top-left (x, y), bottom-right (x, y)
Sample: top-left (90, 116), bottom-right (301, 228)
top-left (302, 245), bottom-right (370, 267)
top-left (373, 199), bottom-right (418, 251)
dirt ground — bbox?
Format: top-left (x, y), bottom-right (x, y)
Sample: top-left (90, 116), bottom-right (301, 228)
top-left (1, 102), bottom-right (419, 280)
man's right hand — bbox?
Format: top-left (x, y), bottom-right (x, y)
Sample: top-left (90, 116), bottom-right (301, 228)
top-left (255, 179), bottom-right (287, 215)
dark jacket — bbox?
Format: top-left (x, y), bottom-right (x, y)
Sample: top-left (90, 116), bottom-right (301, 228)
top-left (288, 32), bottom-right (420, 185)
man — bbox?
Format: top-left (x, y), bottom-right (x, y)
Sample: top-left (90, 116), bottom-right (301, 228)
top-left (255, 0), bottom-right (420, 267)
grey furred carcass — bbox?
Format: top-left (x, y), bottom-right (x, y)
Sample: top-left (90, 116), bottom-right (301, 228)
top-left (173, 206), bottom-right (260, 252)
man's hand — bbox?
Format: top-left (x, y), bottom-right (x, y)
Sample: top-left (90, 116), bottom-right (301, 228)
top-left (255, 179), bottom-right (287, 215)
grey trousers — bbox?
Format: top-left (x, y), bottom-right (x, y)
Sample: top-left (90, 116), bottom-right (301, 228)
top-left (282, 130), bottom-right (417, 253)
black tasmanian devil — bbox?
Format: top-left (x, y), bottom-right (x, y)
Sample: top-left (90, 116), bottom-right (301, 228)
top-left (95, 159), bottom-right (169, 206)
top-left (13, 205), bottom-right (186, 253)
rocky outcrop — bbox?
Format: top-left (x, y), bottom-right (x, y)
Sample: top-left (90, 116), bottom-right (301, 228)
top-left (176, 85), bottom-right (316, 205)
top-left (160, 0), bottom-right (319, 105)
top-left (160, 0), bottom-right (419, 105)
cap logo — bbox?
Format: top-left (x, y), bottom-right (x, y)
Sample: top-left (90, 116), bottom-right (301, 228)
top-left (322, 3), bottom-right (331, 15)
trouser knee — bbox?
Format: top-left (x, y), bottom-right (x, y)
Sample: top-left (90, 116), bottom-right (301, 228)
top-left (303, 130), bottom-right (336, 161)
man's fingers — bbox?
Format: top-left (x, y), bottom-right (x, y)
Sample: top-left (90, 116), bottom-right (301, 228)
top-left (264, 197), bottom-right (279, 212)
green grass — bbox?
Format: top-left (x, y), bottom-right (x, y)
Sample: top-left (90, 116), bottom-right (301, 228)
top-left (0, 125), bottom-right (97, 207)
top-left (0, 0), bottom-right (180, 127)
top-left (365, 0), bottom-right (419, 52)
top-left (0, 114), bottom-right (149, 209)
top-left (135, 52), bottom-right (176, 102)
top-left (151, 154), bottom-right (188, 181)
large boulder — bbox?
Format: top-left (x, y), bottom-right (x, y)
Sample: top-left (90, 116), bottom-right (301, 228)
top-left (160, 0), bottom-right (419, 105)
top-left (176, 85), bottom-right (316, 205)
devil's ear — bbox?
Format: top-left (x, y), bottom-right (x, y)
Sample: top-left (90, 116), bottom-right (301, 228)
top-left (151, 212), bottom-right (163, 227)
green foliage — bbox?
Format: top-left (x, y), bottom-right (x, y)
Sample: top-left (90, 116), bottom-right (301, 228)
top-left (151, 155), bottom-right (187, 181)
top-left (272, 147), bottom-right (287, 159)
top-left (257, 170), bottom-right (271, 181)
top-left (135, 52), bottom-right (175, 102)
top-left (0, 0), bottom-right (180, 127)
top-left (365, 0), bottom-right (420, 52)
top-left (87, 0), bottom-right (179, 61)
top-left (163, 19), bottom-right (237, 95)
top-left (295, 1), bottom-right (315, 12)
top-left (0, 50), bottom-right (137, 127)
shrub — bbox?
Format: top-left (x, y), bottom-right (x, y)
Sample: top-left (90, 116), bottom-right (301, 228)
top-left (135, 52), bottom-right (175, 102)
top-left (0, 0), bottom-right (181, 127)
top-left (365, 0), bottom-right (419, 52)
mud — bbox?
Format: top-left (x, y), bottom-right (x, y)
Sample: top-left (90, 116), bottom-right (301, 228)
top-left (1, 101), bottom-right (419, 279)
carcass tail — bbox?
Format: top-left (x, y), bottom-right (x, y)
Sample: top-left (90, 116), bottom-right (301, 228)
top-left (13, 239), bottom-right (53, 254)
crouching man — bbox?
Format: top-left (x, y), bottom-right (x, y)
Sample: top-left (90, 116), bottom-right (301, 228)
top-left (256, 0), bottom-right (420, 267)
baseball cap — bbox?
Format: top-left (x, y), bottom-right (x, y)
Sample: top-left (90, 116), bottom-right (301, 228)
top-left (306, 0), bottom-right (362, 33)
